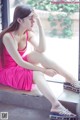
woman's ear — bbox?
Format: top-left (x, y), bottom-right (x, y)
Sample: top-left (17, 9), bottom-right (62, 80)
top-left (17, 18), bottom-right (22, 24)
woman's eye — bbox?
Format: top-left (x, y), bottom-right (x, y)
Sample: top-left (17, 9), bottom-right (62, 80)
top-left (29, 18), bottom-right (32, 20)
top-left (29, 17), bottom-right (33, 21)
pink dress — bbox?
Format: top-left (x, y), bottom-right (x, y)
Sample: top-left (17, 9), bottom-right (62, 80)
top-left (0, 32), bottom-right (33, 91)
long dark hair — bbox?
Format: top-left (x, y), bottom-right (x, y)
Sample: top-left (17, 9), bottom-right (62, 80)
top-left (0, 5), bottom-right (33, 67)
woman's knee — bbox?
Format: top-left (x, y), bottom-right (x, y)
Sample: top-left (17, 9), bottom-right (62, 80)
top-left (33, 71), bottom-right (44, 81)
top-left (33, 71), bottom-right (44, 77)
top-left (27, 50), bottom-right (45, 60)
top-left (27, 51), bottom-right (40, 64)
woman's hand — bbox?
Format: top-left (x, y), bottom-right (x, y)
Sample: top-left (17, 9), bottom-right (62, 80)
top-left (43, 69), bottom-right (57, 77)
top-left (32, 9), bottom-right (41, 26)
top-left (33, 8), bottom-right (39, 19)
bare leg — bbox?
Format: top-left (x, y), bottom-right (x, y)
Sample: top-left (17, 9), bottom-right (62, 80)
top-left (27, 51), bottom-right (76, 83)
top-left (33, 71), bottom-right (60, 108)
top-left (33, 71), bottom-right (75, 116)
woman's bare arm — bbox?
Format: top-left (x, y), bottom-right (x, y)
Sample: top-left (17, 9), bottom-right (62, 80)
top-left (28, 11), bottom-right (46, 53)
top-left (37, 17), bottom-right (46, 52)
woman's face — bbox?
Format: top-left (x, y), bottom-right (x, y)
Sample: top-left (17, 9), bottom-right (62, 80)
top-left (21, 12), bottom-right (35, 30)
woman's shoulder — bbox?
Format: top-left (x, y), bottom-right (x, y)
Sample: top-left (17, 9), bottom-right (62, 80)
top-left (2, 32), bottom-right (14, 45)
top-left (3, 32), bottom-right (11, 40)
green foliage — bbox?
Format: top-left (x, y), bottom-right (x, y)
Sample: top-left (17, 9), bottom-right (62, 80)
top-left (27, 0), bottom-right (79, 38)
top-left (57, 14), bottom-right (67, 22)
top-left (48, 14), bottom-right (73, 38)
top-left (61, 17), bottom-right (73, 27)
top-left (48, 15), bottom-right (57, 26)
top-left (49, 29), bottom-right (57, 37)
top-left (27, 0), bottom-right (79, 13)
top-left (62, 27), bottom-right (73, 38)
top-left (60, 4), bottom-right (79, 13)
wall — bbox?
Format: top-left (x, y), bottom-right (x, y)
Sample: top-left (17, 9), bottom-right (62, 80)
top-left (35, 10), bottom-right (79, 37)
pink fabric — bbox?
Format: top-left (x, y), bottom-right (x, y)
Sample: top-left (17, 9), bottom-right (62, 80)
top-left (0, 32), bottom-right (33, 91)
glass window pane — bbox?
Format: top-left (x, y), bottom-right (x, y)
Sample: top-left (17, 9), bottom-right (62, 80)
top-left (9, 0), bottom-right (79, 81)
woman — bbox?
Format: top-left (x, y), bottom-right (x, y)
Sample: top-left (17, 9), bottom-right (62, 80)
top-left (0, 5), bottom-right (79, 119)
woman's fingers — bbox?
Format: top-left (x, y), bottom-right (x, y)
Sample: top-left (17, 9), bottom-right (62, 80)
top-left (44, 69), bottom-right (57, 77)
top-left (32, 9), bottom-right (39, 19)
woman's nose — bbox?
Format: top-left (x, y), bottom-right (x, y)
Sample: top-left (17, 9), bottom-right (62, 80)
top-left (32, 18), bottom-right (35, 23)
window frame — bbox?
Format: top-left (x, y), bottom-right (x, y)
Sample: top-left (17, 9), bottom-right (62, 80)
top-left (1, 0), bottom-right (10, 29)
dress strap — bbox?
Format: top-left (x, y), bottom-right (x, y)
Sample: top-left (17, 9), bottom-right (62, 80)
top-left (10, 32), bottom-right (14, 39)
